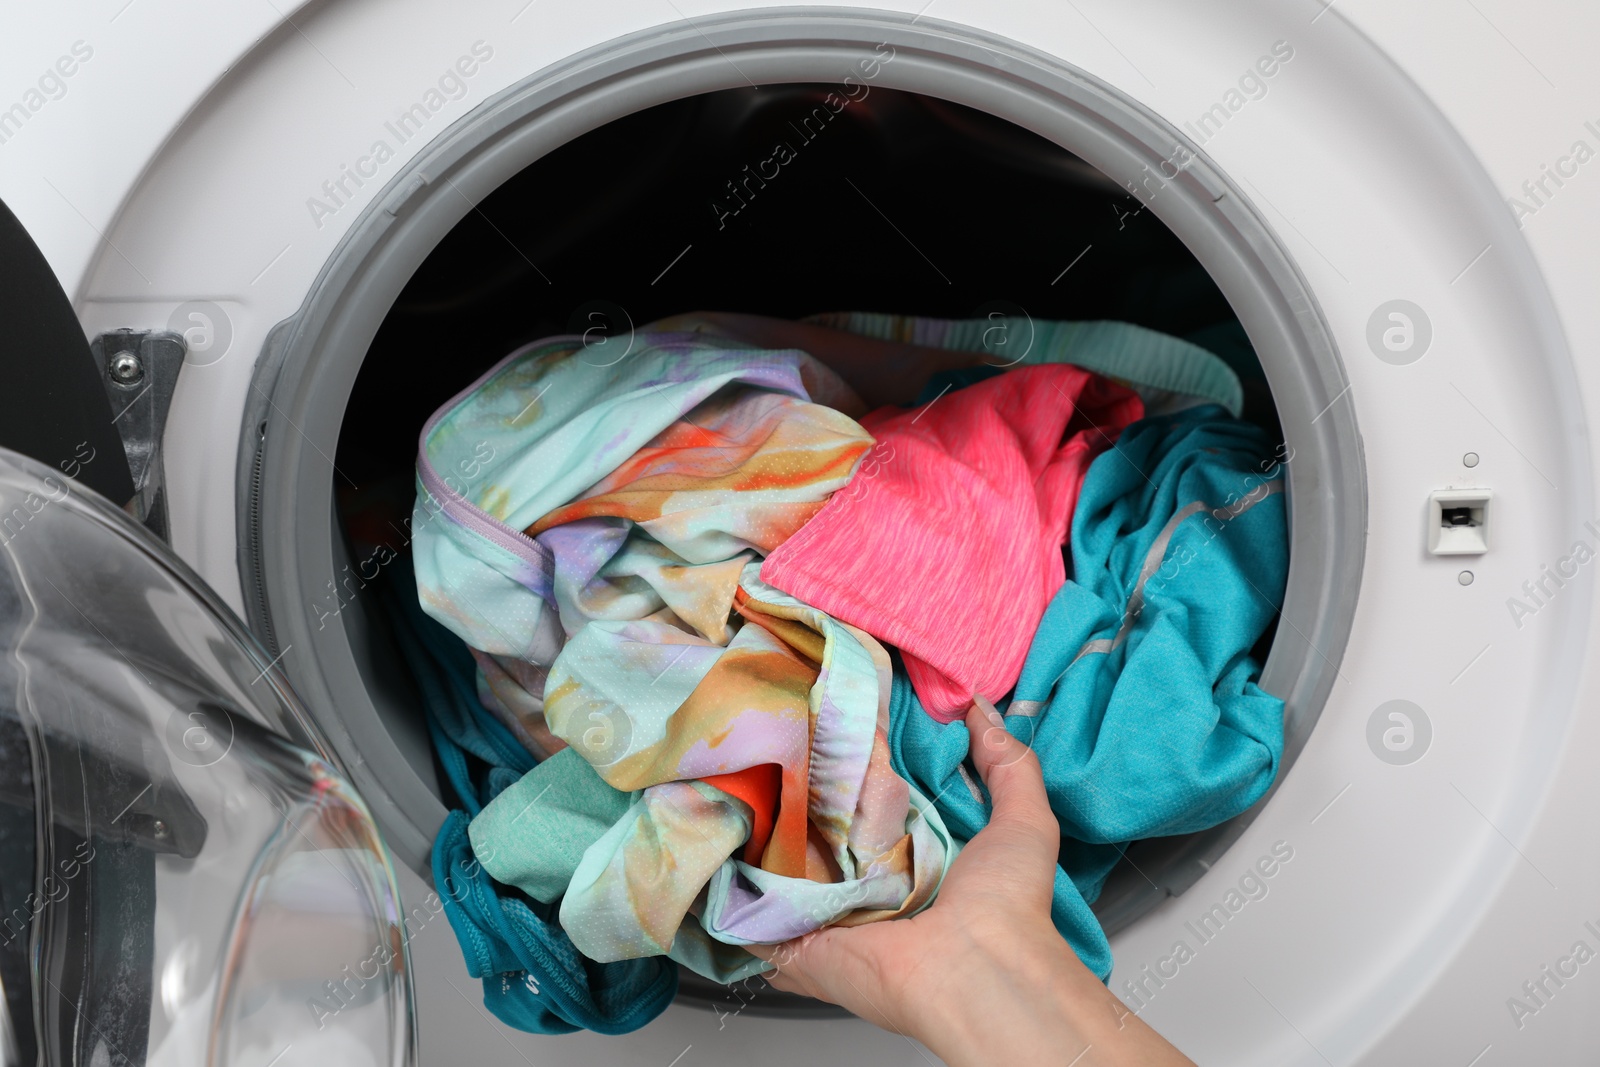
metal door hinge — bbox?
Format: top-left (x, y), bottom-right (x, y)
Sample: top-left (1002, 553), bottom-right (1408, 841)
top-left (90, 329), bottom-right (185, 540)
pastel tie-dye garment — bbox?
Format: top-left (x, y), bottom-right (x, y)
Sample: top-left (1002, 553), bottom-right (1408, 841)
top-left (412, 330), bottom-right (867, 665)
top-left (542, 566), bottom-right (953, 968)
top-left (415, 332), bottom-right (954, 981)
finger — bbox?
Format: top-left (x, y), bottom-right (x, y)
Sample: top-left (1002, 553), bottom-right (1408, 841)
top-left (964, 696), bottom-right (1054, 832)
top-left (745, 936), bottom-right (825, 1000)
top-left (756, 964), bottom-right (803, 996)
top-left (745, 940), bottom-right (792, 975)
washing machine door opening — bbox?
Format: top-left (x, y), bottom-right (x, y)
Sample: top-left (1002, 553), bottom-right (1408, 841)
top-left (238, 13), bottom-right (1362, 1015)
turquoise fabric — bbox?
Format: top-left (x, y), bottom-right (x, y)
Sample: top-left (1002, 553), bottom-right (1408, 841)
top-left (810, 312), bottom-right (1245, 417)
top-left (887, 405), bottom-right (1289, 977)
top-left (1185, 320), bottom-right (1264, 386)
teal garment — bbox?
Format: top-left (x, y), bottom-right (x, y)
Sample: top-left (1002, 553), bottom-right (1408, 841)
top-left (433, 812), bottom-right (677, 1035)
top-left (887, 405), bottom-right (1288, 978)
top-left (811, 312), bottom-right (1245, 417)
top-left (1185, 320), bottom-right (1265, 385)
top-left (380, 563), bottom-right (534, 816)
top-left (1011, 405), bottom-right (1288, 842)
top-left (913, 366), bottom-right (1000, 406)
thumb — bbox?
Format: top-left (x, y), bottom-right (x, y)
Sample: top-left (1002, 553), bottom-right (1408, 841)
top-left (964, 695), bottom-right (1055, 836)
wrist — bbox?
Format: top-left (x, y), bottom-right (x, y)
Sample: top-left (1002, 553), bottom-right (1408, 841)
top-left (911, 931), bottom-right (1194, 1067)
top-left (906, 925), bottom-right (1096, 1065)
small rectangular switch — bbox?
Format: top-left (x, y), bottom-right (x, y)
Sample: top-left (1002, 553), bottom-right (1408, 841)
top-left (1428, 489), bottom-right (1490, 555)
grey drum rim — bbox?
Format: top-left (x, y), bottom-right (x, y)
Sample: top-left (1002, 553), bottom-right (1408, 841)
top-left (238, 4), bottom-right (1364, 991)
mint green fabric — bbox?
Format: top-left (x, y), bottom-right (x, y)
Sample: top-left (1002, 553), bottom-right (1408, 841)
top-left (470, 748), bottom-right (637, 905)
top-left (807, 312), bottom-right (1245, 417)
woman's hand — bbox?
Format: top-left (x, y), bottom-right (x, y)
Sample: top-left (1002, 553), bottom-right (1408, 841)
top-left (748, 697), bottom-right (1195, 1067)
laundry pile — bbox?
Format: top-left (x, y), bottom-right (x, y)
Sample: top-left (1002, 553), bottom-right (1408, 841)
top-left (406, 312), bottom-right (1288, 1034)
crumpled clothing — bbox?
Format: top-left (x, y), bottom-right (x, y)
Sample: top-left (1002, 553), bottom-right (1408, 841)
top-left (476, 375), bottom-right (874, 761)
top-left (887, 406), bottom-right (1288, 975)
top-left (532, 381), bottom-right (871, 640)
top-left (762, 363), bottom-right (1144, 720)
top-left (473, 648), bottom-right (564, 759)
top-left (1009, 405), bottom-right (1287, 842)
top-left (383, 555), bottom-right (688, 1026)
top-left (416, 331), bottom-right (952, 984)
top-left (468, 747), bottom-right (635, 905)
top-left (415, 332), bottom-right (870, 756)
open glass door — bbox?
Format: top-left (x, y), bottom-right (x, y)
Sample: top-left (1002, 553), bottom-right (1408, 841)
top-left (0, 446), bottom-right (416, 1067)
top-left (0, 197), bottom-right (415, 1067)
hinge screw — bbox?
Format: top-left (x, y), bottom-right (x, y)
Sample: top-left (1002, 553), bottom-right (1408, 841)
top-left (109, 351), bottom-right (144, 384)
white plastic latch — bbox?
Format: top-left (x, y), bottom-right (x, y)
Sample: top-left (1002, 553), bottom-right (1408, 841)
top-left (1428, 489), bottom-right (1490, 555)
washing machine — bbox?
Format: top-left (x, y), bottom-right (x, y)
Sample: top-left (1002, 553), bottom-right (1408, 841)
top-left (2, 0), bottom-right (1598, 1063)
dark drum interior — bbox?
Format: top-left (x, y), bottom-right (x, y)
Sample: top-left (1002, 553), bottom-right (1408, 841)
top-left (331, 83), bottom-right (1284, 992)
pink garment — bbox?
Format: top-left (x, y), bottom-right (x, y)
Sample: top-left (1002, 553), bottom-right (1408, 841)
top-left (760, 364), bottom-right (1144, 722)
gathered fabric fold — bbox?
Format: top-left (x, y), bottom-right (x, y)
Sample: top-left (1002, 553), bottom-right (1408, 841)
top-left (411, 331), bottom-right (866, 663)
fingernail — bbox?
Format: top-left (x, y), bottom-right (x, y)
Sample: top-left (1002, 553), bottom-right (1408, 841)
top-left (973, 694), bottom-right (1004, 728)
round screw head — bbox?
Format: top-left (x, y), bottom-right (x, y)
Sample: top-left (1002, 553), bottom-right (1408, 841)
top-left (108, 351), bottom-right (144, 384)
top-left (1463, 452), bottom-right (1480, 468)
top-left (1458, 570), bottom-right (1474, 586)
